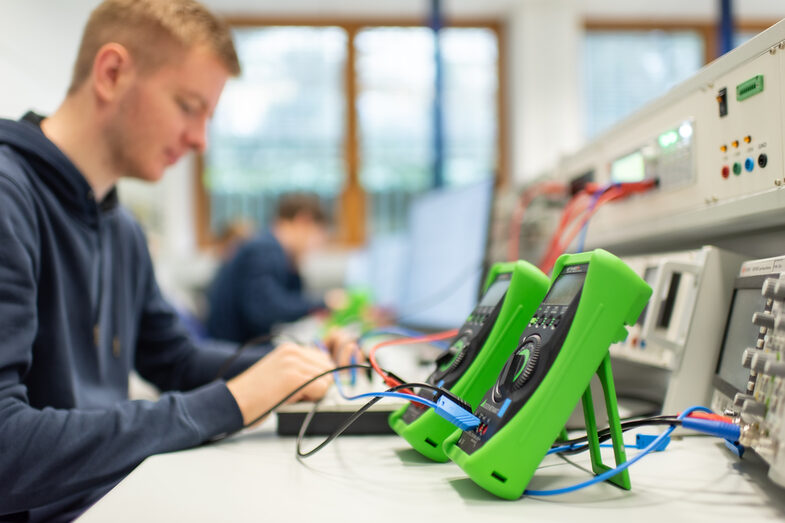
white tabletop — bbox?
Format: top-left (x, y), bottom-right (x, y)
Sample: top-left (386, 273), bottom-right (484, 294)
top-left (80, 421), bottom-right (785, 523)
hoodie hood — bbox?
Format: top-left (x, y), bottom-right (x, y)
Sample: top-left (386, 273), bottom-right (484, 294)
top-left (0, 112), bottom-right (117, 225)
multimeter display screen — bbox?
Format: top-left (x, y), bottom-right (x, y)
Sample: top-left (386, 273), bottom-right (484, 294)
top-left (478, 279), bottom-right (511, 308)
top-left (543, 272), bottom-right (586, 306)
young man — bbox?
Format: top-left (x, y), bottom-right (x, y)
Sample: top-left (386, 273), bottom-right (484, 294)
top-left (0, 1), bottom-right (335, 520)
top-left (206, 193), bottom-right (339, 343)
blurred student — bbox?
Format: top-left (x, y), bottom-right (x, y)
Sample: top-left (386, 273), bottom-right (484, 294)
top-left (206, 193), bottom-right (346, 343)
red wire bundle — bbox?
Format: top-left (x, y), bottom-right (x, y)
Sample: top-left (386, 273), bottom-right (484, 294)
top-left (537, 180), bottom-right (657, 274)
top-left (367, 329), bottom-right (459, 394)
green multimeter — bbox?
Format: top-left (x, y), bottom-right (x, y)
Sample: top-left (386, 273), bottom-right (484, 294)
top-left (443, 249), bottom-right (652, 499)
top-left (388, 260), bottom-right (550, 462)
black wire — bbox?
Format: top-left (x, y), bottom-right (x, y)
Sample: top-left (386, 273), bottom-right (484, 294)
top-left (557, 415), bottom-right (680, 445)
top-left (295, 381), bottom-right (451, 458)
top-left (206, 363), bottom-right (377, 444)
top-left (212, 330), bottom-right (318, 382)
top-left (213, 333), bottom-right (273, 381)
top-left (245, 364), bottom-right (378, 428)
top-left (553, 416), bottom-right (683, 456)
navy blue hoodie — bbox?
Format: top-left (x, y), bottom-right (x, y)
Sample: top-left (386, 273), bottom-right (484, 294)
top-left (0, 113), bottom-right (264, 521)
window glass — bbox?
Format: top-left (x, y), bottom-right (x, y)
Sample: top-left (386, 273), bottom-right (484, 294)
top-left (205, 27), bottom-right (346, 234)
top-left (584, 30), bottom-right (704, 138)
top-left (357, 26), bottom-right (497, 233)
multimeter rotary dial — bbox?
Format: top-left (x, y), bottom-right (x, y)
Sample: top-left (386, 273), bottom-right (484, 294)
top-left (510, 335), bottom-right (540, 390)
top-left (435, 333), bottom-right (471, 375)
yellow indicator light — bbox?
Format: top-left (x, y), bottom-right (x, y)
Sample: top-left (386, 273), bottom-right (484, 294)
top-left (720, 145), bottom-right (727, 152)
top-left (732, 140), bottom-right (739, 148)
top-left (744, 135), bottom-right (752, 143)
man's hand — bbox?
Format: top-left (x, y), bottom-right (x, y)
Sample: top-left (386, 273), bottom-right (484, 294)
top-left (226, 343), bottom-right (334, 426)
top-left (323, 327), bottom-right (364, 368)
top-left (324, 288), bottom-right (349, 311)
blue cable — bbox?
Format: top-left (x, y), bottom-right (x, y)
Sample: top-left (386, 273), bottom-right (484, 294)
top-left (331, 374), bottom-right (351, 400)
top-left (328, 381), bottom-right (480, 430)
top-left (315, 339), bottom-right (360, 386)
top-left (576, 184), bottom-right (614, 253)
top-left (336, 389), bottom-right (438, 409)
top-left (524, 405), bottom-right (715, 496)
top-left (548, 443), bottom-right (639, 455)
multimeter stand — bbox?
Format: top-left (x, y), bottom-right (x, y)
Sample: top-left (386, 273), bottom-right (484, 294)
top-left (578, 353), bottom-right (630, 490)
top-left (554, 353), bottom-right (630, 489)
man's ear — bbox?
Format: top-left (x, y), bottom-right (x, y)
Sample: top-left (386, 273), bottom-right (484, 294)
top-left (91, 43), bottom-right (134, 103)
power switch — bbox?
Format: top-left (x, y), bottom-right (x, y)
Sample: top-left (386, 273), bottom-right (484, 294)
top-left (717, 88), bottom-right (728, 118)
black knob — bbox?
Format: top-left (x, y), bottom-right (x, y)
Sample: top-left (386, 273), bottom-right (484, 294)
top-left (511, 337), bottom-right (540, 390)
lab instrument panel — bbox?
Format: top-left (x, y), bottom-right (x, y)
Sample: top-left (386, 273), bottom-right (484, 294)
top-left (549, 19), bottom-right (785, 253)
top-left (711, 254), bottom-right (785, 488)
top-left (611, 246), bottom-right (746, 414)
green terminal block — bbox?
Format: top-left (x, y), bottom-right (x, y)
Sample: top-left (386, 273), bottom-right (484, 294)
top-left (388, 260), bottom-right (550, 462)
top-left (443, 249), bottom-right (652, 499)
top-left (736, 74), bottom-right (764, 102)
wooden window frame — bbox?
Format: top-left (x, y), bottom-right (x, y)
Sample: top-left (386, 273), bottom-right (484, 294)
top-left (584, 19), bottom-right (781, 66)
top-left (194, 17), bottom-right (508, 249)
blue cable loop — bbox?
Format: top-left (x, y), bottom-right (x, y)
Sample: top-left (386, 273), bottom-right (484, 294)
top-left (315, 339), bottom-right (359, 386)
top-left (525, 405), bottom-right (714, 496)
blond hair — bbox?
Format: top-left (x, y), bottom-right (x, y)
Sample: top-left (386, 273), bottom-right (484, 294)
top-left (68, 0), bottom-right (240, 94)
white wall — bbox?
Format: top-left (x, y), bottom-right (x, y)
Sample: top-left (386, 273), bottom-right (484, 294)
top-left (507, 0), bottom-right (583, 183)
top-left (0, 0), bottom-right (99, 117)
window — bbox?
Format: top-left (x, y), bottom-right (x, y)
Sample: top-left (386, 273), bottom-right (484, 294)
top-left (205, 27), bottom-right (346, 235)
top-left (583, 29), bottom-right (704, 138)
top-left (582, 21), bottom-right (778, 139)
top-left (357, 26), bottom-right (498, 234)
top-left (200, 22), bottom-right (502, 244)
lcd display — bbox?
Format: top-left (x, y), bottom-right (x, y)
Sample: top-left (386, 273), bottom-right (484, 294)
top-left (478, 279), bottom-right (511, 308)
top-left (717, 288), bottom-right (766, 392)
top-left (611, 151), bottom-right (645, 183)
top-left (543, 273), bottom-right (586, 306)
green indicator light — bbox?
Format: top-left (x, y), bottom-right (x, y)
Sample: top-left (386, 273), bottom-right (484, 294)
top-left (733, 162), bottom-right (742, 175)
top-left (658, 130), bottom-right (679, 148)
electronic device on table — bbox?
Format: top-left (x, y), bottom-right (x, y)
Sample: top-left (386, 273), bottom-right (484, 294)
top-left (444, 249), bottom-right (651, 499)
top-left (711, 254), bottom-right (785, 488)
top-left (389, 260), bottom-right (550, 461)
top-left (609, 246), bottom-right (747, 414)
top-left (276, 376), bottom-right (406, 436)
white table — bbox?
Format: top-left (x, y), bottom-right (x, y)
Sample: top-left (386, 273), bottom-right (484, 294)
top-left (80, 421), bottom-right (785, 522)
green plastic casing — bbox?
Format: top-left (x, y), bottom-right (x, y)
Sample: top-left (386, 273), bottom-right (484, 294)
top-left (443, 249), bottom-right (652, 499)
top-left (388, 260), bottom-right (550, 462)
